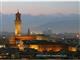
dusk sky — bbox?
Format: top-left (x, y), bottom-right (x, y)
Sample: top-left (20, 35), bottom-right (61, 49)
top-left (1, 2), bottom-right (79, 15)
top-left (0, 2), bottom-right (79, 33)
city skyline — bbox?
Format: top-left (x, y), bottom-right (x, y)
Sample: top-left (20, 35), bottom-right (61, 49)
top-left (0, 1), bottom-right (80, 59)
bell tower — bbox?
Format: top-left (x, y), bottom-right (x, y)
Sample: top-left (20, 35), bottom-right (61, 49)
top-left (15, 11), bottom-right (21, 36)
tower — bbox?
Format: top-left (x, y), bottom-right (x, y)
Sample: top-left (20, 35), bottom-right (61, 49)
top-left (15, 11), bottom-right (21, 36)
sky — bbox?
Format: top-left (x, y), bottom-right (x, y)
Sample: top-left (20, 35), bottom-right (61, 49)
top-left (1, 0), bottom-right (78, 1)
top-left (0, 2), bottom-right (79, 15)
top-left (0, 2), bottom-right (79, 33)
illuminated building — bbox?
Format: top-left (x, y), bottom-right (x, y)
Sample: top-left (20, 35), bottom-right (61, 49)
top-left (17, 40), bottom-right (24, 51)
top-left (15, 35), bottom-right (36, 40)
top-left (68, 46), bottom-right (77, 52)
top-left (29, 44), bottom-right (63, 52)
top-left (36, 35), bottom-right (48, 40)
top-left (23, 40), bottom-right (67, 52)
top-left (29, 45), bottom-right (39, 50)
top-left (9, 11), bottom-right (22, 47)
top-left (9, 35), bottom-right (16, 48)
top-left (14, 11), bottom-right (49, 41)
top-left (15, 11), bottom-right (21, 36)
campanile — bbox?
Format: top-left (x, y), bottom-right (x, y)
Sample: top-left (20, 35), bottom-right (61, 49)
top-left (15, 11), bottom-right (21, 36)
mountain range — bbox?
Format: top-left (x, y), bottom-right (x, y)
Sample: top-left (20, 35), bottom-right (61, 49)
top-left (0, 13), bottom-right (79, 33)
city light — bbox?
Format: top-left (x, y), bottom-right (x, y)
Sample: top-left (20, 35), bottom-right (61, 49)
top-left (68, 47), bottom-right (77, 52)
top-left (29, 45), bottom-right (39, 50)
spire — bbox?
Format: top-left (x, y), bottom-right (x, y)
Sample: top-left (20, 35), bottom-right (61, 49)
top-left (17, 9), bottom-right (20, 14)
top-left (27, 28), bottom-right (30, 35)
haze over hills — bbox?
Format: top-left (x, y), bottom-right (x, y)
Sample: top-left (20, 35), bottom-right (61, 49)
top-left (0, 13), bottom-right (80, 33)
top-left (37, 14), bottom-right (79, 33)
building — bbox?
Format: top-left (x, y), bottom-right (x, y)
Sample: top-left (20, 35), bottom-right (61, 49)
top-left (15, 11), bottom-right (21, 36)
top-left (14, 11), bottom-right (49, 41)
top-left (23, 40), bottom-right (64, 52)
top-left (9, 11), bottom-right (22, 47)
